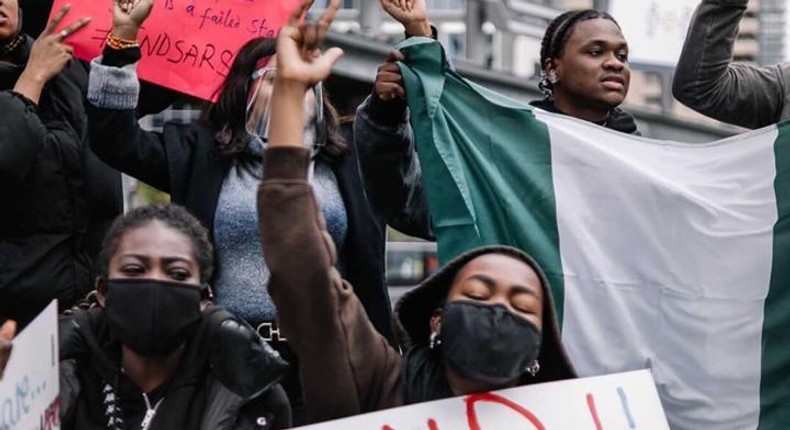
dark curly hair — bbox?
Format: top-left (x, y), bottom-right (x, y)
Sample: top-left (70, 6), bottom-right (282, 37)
top-left (97, 204), bottom-right (214, 283)
top-left (538, 9), bottom-right (620, 96)
top-left (202, 37), bottom-right (348, 162)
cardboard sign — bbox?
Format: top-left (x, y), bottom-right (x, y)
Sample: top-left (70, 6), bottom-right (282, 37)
top-left (295, 370), bottom-right (669, 430)
top-left (48, 0), bottom-right (303, 100)
top-left (0, 301), bottom-right (59, 430)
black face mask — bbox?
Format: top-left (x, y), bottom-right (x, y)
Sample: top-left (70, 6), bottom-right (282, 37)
top-left (104, 279), bottom-right (204, 357)
top-left (440, 301), bottom-right (541, 385)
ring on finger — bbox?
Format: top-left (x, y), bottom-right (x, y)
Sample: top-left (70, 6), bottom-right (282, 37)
top-left (59, 30), bottom-right (69, 40)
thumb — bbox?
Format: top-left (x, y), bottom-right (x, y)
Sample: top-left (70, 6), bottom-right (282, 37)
top-left (386, 50), bottom-right (405, 63)
top-left (321, 47), bottom-right (344, 68)
top-left (0, 320), bottom-right (16, 341)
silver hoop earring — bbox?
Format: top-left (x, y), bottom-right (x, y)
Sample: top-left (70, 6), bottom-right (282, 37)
top-left (548, 71), bottom-right (559, 84)
top-left (526, 360), bottom-right (541, 377)
top-left (429, 331), bottom-right (442, 349)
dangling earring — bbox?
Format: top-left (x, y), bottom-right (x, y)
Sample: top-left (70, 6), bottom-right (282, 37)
top-left (429, 331), bottom-right (442, 349)
top-left (539, 70), bottom-right (559, 98)
top-left (526, 360), bottom-right (541, 377)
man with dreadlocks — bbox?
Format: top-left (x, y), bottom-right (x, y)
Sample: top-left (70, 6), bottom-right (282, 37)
top-left (533, 9), bottom-right (637, 134)
top-left (354, 2), bottom-right (638, 240)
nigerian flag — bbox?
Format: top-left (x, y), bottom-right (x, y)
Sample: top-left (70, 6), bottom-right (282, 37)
top-left (397, 38), bottom-right (790, 430)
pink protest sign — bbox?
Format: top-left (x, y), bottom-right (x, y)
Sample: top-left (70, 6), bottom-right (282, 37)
top-left (49, 0), bottom-right (303, 100)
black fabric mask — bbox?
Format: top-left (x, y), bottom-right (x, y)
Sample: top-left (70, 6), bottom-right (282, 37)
top-left (440, 301), bottom-right (541, 384)
top-left (104, 279), bottom-right (204, 357)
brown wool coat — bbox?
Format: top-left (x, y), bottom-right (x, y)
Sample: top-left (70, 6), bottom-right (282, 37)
top-left (258, 147), bottom-right (575, 424)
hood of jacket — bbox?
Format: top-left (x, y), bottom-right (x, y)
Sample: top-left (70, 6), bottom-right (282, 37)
top-left (529, 98), bottom-right (640, 135)
top-left (393, 246), bottom-right (576, 385)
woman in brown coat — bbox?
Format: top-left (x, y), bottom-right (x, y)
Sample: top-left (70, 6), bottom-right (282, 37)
top-left (257, 0), bottom-right (577, 424)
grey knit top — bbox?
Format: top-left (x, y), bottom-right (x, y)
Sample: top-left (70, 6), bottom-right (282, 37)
top-left (86, 58), bottom-right (347, 324)
top-left (212, 137), bottom-right (347, 323)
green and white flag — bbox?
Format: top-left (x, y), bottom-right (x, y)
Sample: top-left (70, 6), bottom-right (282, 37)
top-left (398, 38), bottom-right (790, 430)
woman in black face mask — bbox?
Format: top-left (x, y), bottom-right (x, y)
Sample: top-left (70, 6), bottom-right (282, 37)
top-left (256, 0), bottom-right (576, 423)
top-left (58, 204), bottom-right (291, 430)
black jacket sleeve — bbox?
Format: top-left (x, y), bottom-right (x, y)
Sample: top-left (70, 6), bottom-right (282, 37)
top-left (354, 94), bottom-right (435, 240)
top-left (0, 91), bottom-right (57, 199)
top-left (87, 104), bottom-right (172, 193)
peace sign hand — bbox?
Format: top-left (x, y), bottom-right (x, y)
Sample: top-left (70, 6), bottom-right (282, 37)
top-left (24, 5), bottom-right (90, 85)
top-left (275, 0), bottom-right (344, 88)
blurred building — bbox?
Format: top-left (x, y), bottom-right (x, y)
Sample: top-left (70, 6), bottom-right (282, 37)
top-left (759, 0), bottom-right (787, 64)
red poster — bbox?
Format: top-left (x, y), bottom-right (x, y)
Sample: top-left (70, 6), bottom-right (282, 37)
top-left (48, 0), bottom-right (303, 100)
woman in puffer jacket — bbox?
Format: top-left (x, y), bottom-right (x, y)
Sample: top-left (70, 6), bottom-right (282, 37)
top-left (0, 2), bottom-right (122, 328)
top-left (59, 204), bottom-right (291, 430)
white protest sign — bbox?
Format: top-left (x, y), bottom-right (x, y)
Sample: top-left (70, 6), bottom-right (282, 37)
top-left (296, 370), bottom-right (668, 430)
top-left (0, 301), bottom-right (60, 430)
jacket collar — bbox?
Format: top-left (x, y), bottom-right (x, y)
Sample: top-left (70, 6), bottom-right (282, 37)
top-left (0, 35), bottom-right (31, 89)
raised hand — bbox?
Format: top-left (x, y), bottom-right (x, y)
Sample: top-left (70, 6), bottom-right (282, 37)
top-left (268, 0), bottom-right (343, 148)
top-left (276, 0), bottom-right (344, 87)
top-left (112, 0), bottom-right (155, 40)
top-left (380, 0), bottom-right (431, 37)
top-left (14, 5), bottom-right (90, 103)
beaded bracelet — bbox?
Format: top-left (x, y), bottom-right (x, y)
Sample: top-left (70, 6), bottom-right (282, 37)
top-left (106, 33), bottom-right (139, 50)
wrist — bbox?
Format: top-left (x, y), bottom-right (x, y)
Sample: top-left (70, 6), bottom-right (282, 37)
top-left (18, 68), bottom-right (48, 87)
top-left (111, 25), bottom-right (140, 41)
top-left (274, 77), bottom-right (311, 94)
top-left (13, 69), bottom-right (47, 105)
top-left (367, 91), bottom-right (407, 125)
top-left (404, 20), bottom-right (432, 38)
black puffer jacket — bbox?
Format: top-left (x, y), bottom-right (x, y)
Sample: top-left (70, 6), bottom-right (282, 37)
top-left (59, 305), bottom-right (292, 430)
top-left (0, 37), bottom-right (122, 327)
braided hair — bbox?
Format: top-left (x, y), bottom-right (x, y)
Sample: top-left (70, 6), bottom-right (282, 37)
top-left (97, 204), bottom-right (215, 283)
top-left (538, 9), bottom-right (621, 97)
